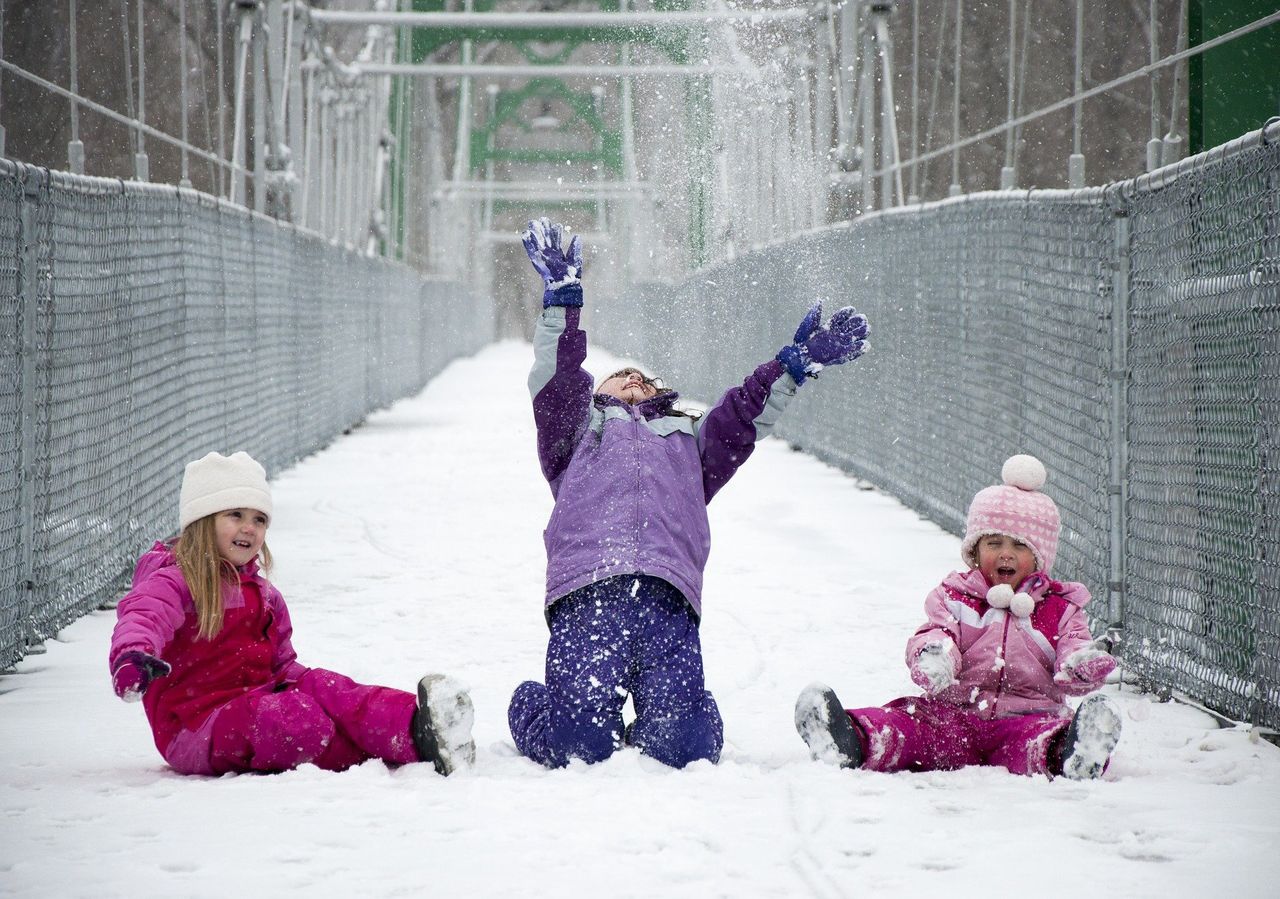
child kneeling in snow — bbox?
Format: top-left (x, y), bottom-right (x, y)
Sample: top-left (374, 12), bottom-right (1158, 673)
top-left (796, 454), bottom-right (1121, 780)
top-left (508, 218), bottom-right (870, 769)
top-left (109, 451), bottom-right (475, 776)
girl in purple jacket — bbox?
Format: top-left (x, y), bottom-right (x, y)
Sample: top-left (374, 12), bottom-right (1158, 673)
top-left (795, 454), bottom-right (1122, 780)
top-left (109, 451), bottom-right (475, 776)
top-left (508, 218), bottom-right (870, 769)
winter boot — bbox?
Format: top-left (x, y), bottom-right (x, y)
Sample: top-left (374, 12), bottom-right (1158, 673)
top-left (1058, 694), bottom-right (1122, 780)
top-left (412, 674), bottom-right (476, 776)
top-left (794, 683), bottom-right (863, 769)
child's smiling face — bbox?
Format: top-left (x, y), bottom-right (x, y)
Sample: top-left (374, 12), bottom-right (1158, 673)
top-left (597, 368), bottom-right (659, 405)
top-left (214, 508), bottom-right (269, 567)
top-left (975, 533), bottom-right (1037, 588)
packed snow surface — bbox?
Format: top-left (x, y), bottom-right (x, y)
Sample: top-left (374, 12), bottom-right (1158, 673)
top-left (3, 342), bottom-right (1278, 897)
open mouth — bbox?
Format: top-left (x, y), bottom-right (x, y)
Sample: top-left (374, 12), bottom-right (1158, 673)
top-left (232, 539), bottom-right (254, 550)
top-left (996, 565), bottom-right (1018, 580)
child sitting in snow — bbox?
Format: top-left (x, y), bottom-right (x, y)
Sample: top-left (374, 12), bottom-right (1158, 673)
top-left (508, 217), bottom-right (870, 769)
top-left (109, 451), bottom-right (475, 776)
top-left (795, 454), bottom-right (1122, 780)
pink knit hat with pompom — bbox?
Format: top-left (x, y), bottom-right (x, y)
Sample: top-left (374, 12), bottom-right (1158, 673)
top-left (961, 454), bottom-right (1060, 574)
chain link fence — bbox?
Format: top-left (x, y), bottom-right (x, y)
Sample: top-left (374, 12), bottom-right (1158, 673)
top-left (0, 159), bottom-right (491, 669)
top-left (592, 120), bottom-right (1280, 731)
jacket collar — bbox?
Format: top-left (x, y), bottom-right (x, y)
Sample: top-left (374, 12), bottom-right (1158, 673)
top-left (594, 390), bottom-right (681, 421)
top-left (944, 567), bottom-right (1088, 608)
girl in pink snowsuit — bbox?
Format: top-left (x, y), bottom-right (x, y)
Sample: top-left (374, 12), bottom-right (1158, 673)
top-left (109, 451), bottom-right (475, 776)
top-left (795, 454), bottom-right (1122, 780)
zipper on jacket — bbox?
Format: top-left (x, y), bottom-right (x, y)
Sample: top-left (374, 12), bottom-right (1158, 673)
top-left (632, 407), bottom-right (643, 565)
top-left (991, 612), bottom-right (1013, 716)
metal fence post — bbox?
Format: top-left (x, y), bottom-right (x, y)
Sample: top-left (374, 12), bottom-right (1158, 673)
top-left (17, 165), bottom-right (44, 653)
top-left (1108, 207), bottom-right (1131, 647)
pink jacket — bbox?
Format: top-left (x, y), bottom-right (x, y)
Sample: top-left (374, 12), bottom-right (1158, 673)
top-left (109, 542), bottom-right (308, 762)
top-left (905, 568), bottom-right (1099, 718)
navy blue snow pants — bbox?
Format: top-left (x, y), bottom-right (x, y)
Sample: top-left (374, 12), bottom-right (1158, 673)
top-left (508, 575), bottom-right (723, 769)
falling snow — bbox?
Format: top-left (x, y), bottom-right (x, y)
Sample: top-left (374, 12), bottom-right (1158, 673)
top-left (0, 343), bottom-right (1277, 897)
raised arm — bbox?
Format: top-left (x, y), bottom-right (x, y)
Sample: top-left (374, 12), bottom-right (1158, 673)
top-left (697, 360), bottom-right (796, 502)
top-left (523, 218), bottom-right (594, 491)
top-left (698, 301), bottom-right (870, 502)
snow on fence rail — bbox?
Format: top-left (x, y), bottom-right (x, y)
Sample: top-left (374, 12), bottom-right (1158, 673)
top-left (0, 158), bottom-right (491, 668)
top-left (593, 118), bottom-right (1280, 731)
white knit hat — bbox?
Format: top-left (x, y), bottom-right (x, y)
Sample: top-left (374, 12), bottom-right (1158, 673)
top-left (179, 451), bottom-right (273, 531)
top-left (960, 454), bottom-right (1061, 575)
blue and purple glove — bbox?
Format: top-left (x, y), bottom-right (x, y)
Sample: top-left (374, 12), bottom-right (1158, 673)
top-left (521, 217), bottom-right (583, 308)
top-left (111, 650), bottom-right (171, 702)
top-left (777, 301), bottom-right (870, 384)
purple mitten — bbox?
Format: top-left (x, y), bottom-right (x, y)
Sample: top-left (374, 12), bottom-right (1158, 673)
top-left (521, 217), bottom-right (583, 307)
top-left (111, 650), bottom-right (171, 702)
top-left (910, 641), bottom-right (958, 695)
top-left (804, 305), bottom-right (870, 366)
top-left (1054, 648), bottom-right (1117, 687)
top-left (776, 301), bottom-right (870, 384)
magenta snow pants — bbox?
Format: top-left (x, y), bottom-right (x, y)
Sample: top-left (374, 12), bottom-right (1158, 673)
top-left (847, 696), bottom-right (1070, 776)
top-left (166, 668), bottom-right (420, 775)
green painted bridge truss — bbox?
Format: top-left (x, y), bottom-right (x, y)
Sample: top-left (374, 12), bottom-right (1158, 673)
top-left (385, 0), bottom-right (715, 265)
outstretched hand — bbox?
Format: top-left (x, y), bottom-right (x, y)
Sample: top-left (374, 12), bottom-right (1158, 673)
top-left (777, 301), bottom-right (870, 384)
top-left (521, 217), bottom-right (584, 307)
top-left (111, 650), bottom-right (172, 702)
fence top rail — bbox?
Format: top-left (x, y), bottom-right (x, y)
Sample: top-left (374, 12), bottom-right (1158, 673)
top-left (1112, 116), bottom-right (1280, 199)
top-left (0, 157), bottom-right (424, 277)
top-left (674, 116), bottom-right (1278, 280)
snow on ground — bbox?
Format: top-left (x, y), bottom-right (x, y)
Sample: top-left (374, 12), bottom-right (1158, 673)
top-left (3, 341), bottom-right (1279, 898)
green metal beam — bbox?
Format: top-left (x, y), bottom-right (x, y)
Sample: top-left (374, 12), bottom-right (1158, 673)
top-left (470, 76), bottom-right (622, 175)
top-left (403, 0), bottom-right (714, 265)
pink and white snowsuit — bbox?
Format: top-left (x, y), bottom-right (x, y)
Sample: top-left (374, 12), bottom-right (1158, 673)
top-left (109, 542), bottom-right (420, 775)
top-left (847, 568), bottom-right (1105, 776)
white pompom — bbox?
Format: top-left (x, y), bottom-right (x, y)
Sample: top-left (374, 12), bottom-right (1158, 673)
top-left (1010, 592), bottom-right (1035, 618)
top-left (986, 583), bottom-right (1014, 609)
top-left (1001, 454), bottom-right (1047, 491)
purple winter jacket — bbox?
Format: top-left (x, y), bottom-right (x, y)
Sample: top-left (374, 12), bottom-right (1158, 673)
top-left (906, 568), bottom-right (1102, 718)
top-left (530, 305), bottom-right (798, 617)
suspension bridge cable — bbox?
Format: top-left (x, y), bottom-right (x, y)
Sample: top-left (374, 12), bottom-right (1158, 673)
top-left (870, 7), bottom-right (1280, 182)
top-left (1012, 0), bottom-right (1032, 177)
top-left (0, 58), bottom-right (242, 175)
top-left (120, 0), bottom-right (137, 157)
top-left (950, 0), bottom-right (962, 195)
top-left (920, 0), bottom-right (951, 199)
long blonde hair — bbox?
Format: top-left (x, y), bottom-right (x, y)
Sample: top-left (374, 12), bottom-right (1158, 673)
top-left (173, 513), bottom-right (272, 639)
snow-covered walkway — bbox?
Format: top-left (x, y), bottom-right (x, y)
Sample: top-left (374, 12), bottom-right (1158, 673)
top-left (3, 342), bottom-right (1278, 897)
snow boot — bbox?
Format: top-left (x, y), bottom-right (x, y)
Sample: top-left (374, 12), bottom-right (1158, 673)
top-left (412, 674), bottom-right (476, 776)
top-left (794, 683), bottom-right (863, 769)
top-left (1059, 694), bottom-right (1122, 780)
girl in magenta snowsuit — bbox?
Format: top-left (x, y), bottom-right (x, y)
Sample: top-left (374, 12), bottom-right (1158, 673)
top-left (109, 451), bottom-right (475, 776)
top-left (508, 218), bottom-right (870, 769)
top-left (795, 455), bottom-right (1122, 780)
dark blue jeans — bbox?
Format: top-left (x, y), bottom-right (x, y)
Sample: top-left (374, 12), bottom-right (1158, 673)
top-left (508, 575), bottom-right (723, 769)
